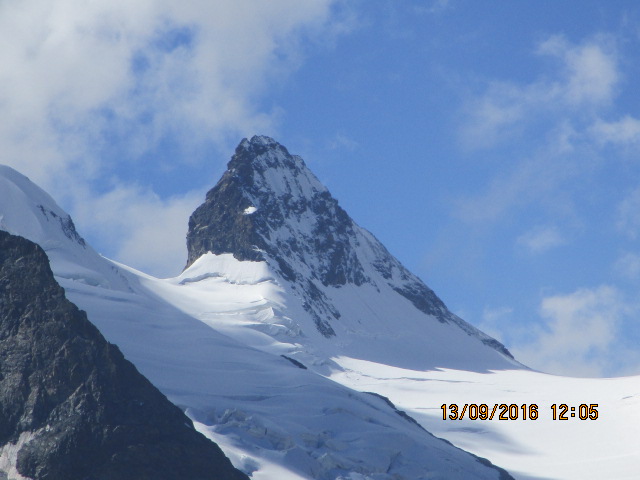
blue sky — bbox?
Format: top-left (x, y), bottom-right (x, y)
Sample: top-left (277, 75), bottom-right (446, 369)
top-left (2, 0), bottom-right (640, 377)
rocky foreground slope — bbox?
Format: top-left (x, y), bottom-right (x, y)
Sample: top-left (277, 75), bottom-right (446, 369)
top-left (0, 230), bottom-right (247, 480)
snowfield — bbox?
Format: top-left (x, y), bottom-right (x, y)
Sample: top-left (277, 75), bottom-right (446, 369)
top-left (330, 359), bottom-right (640, 480)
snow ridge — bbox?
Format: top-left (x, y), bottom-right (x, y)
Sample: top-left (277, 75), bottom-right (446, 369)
top-left (0, 165), bottom-right (130, 292)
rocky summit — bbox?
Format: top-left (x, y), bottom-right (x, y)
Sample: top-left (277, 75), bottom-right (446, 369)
top-left (186, 135), bottom-right (512, 358)
top-left (0, 230), bottom-right (248, 480)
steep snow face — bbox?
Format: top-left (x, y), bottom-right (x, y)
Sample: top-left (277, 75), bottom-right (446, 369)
top-left (0, 165), bottom-right (130, 291)
top-left (184, 136), bottom-right (517, 371)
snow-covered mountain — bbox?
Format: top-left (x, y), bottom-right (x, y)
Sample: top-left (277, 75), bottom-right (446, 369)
top-left (183, 136), bottom-right (517, 373)
top-left (0, 163), bottom-right (514, 478)
top-left (1, 136), bottom-right (639, 480)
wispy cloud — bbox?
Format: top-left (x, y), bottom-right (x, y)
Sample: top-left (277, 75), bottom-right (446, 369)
top-left (414, 0), bottom-right (453, 15)
top-left (452, 30), bottom-right (640, 377)
top-left (456, 35), bottom-right (620, 225)
top-left (454, 132), bottom-right (582, 223)
top-left (477, 285), bottom-right (640, 377)
top-left (537, 34), bottom-right (618, 107)
top-left (477, 306), bottom-right (515, 343)
top-left (517, 226), bottom-right (566, 254)
top-left (461, 34), bottom-right (618, 150)
top-left (591, 115), bottom-right (640, 146)
top-left (328, 132), bottom-right (359, 151)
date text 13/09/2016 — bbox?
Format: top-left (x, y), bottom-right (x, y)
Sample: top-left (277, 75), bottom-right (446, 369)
top-left (440, 404), bottom-right (599, 421)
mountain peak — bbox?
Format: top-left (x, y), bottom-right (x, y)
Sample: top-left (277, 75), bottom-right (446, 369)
top-left (231, 135), bottom-right (297, 176)
top-left (186, 136), bottom-right (330, 267)
top-left (227, 135), bottom-right (327, 198)
top-left (185, 137), bottom-right (514, 363)
top-left (237, 134), bottom-right (287, 155)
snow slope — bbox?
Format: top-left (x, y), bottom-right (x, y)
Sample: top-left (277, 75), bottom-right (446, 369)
top-left (329, 361), bottom-right (640, 480)
top-left (163, 252), bottom-right (519, 374)
top-left (144, 246), bottom-right (640, 480)
top-left (0, 165), bottom-right (130, 291)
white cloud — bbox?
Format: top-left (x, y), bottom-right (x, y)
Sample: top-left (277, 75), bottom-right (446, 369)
top-left (476, 286), bottom-right (640, 377)
top-left (415, 0), bottom-right (453, 15)
top-left (513, 286), bottom-right (630, 377)
top-left (0, 0), bottom-right (342, 184)
top-left (517, 226), bottom-right (566, 254)
top-left (0, 0), bottom-right (346, 275)
top-left (456, 35), bottom-right (620, 224)
top-left (537, 34), bottom-right (618, 107)
top-left (461, 83), bottom-right (529, 149)
top-left (461, 35), bottom-right (618, 149)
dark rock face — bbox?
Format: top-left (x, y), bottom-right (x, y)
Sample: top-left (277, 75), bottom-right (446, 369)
top-left (186, 136), bottom-right (512, 357)
top-left (186, 137), bottom-right (366, 286)
top-left (0, 230), bottom-right (248, 480)
top-left (186, 136), bottom-right (354, 336)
